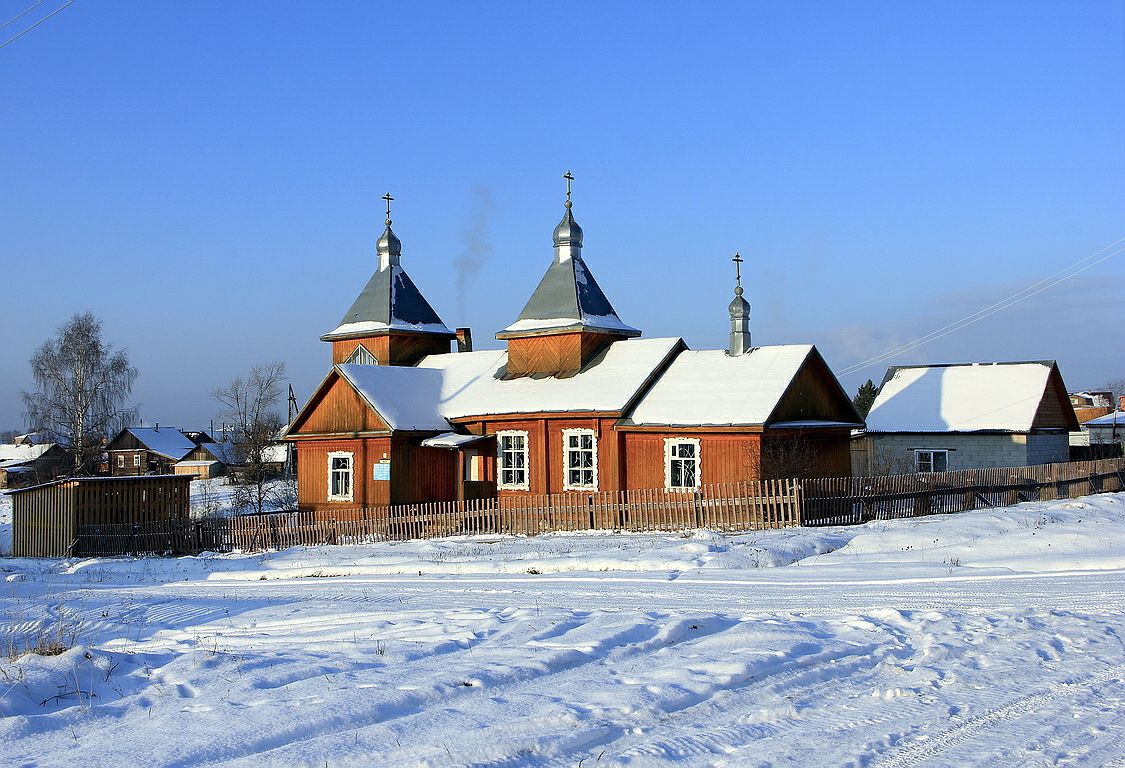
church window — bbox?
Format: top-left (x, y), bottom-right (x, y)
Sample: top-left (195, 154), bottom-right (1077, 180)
top-left (497, 431), bottom-right (529, 490)
top-left (664, 438), bottom-right (700, 491)
top-left (327, 451), bottom-right (354, 501)
top-left (346, 345), bottom-right (378, 366)
top-left (563, 429), bottom-right (597, 490)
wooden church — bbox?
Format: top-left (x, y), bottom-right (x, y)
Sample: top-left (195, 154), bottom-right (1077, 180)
top-left (284, 180), bottom-right (864, 512)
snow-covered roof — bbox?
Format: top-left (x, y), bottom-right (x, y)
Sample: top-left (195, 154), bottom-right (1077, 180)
top-left (199, 442), bottom-right (239, 464)
top-left (624, 346), bottom-right (817, 427)
top-left (304, 337), bottom-right (682, 432)
top-left (420, 432), bottom-right (491, 449)
top-left (336, 364), bottom-right (452, 431)
top-left (262, 444), bottom-right (288, 463)
top-left (0, 443), bottom-right (53, 463)
top-left (120, 428), bottom-right (197, 460)
top-left (865, 362), bottom-right (1058, 433)
top-left (1085, 411), bottom-right (1125, 427)
top-left (176, 460), bottom-right (220, 467)
top-left (197, 442), bottom-right (287, 464)
top-left (418, 337), bottom-right (681, 420)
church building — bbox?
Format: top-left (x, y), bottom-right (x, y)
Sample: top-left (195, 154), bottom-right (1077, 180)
top-left (284, 179), bottom-right (863, 511)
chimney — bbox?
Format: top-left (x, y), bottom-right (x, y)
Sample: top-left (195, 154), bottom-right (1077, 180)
top-left (455, 327), bottom-right (473, 353)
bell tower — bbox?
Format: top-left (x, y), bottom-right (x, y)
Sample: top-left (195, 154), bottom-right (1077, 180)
top-left (496, 172), bottom-right (640, 377)
top-left (321, 194), bottom-right (455, 366)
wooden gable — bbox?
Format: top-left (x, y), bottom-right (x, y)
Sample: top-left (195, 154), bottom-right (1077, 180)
top-left (287, 370), bottom-right (389, 437)
top-left (1032, 364), bottom-right (1081, 431)
top-left (765, 348), bottom-right (863, 427)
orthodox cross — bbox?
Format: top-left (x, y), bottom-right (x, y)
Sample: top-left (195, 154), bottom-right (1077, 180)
top-left (732, 252), bottom-right (744, 288)
top-left (382, 192), bottom-right (394, 224)
top-left (563, 170), bottom-right (574, 207)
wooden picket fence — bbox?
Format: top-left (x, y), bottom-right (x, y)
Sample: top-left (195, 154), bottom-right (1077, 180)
top-left (66, 458), bottom-right (1125, 557)
top-left (800, 457), bottom-right (1125, 526)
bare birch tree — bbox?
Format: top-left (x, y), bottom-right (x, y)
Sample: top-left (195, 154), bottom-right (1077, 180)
top-left (22, 312), bottom-right (138, 474)
top-left (213, 361), bottom-right (290, 515)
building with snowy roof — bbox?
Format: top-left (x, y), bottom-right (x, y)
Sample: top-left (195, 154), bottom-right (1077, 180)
top-left (1084, 409), bottom-right (1125, 447)
top-left (854, 361), bottom-right (1080, 474)
top-left (284, 179), bottom-right (863, 510)
top-left (0, 441), bottom-right (67, 489)
top-left (107, 426), bottom-right (202, 476)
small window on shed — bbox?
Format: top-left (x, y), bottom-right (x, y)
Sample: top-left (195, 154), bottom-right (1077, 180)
top-left (345, 345), bottom-right (378, 366)
top-left (915, 449), bottom-right (948, 473)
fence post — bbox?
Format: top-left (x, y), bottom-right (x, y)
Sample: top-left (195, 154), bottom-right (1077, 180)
top-left (131, 523), bottom-right (139, 556)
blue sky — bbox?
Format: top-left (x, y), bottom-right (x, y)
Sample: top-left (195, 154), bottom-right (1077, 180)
top-left (2, 1), bottom-right (1123, 429)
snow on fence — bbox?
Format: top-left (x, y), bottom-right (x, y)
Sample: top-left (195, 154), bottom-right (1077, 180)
top-left (54, 457), bottom-right (1125, 557)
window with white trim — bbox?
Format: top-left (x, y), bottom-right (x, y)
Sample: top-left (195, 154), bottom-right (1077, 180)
top-left (327, 451), bottom-right (354, 501)
top-left (563, 428), bottom-right (598, 490)
top-left (345, 344), bottom-right (378, 366)
top-left (664, 438), bottom-right (701, 491)
top-left (497, 430), bottom-right (529, 490)
top-left (914, 449), bottom-right (948, 473)
top-left (133, 454), bottom-right (141, 468)
top-left (116, 455), bottom-right (124, 469)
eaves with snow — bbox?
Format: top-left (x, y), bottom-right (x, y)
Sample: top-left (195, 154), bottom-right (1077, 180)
top-left (864, 361), bottom-right (1079, 434)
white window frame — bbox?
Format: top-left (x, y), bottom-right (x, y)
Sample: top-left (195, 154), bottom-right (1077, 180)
top-left (116, 455), bottom-right (125, 469)
top-left (562, 428), bottom-right (598, 491)
top-left (327, 451), bottom-right (355, 502)
top-left (664, 438), bottom-right (701, 491)
top-left (133, 454), bottom-right (141, 468)
top-left (914, 449), bottom-right (948, 473)
top-left (496, 430), bottom-right (530, 491)
top-left (345, 344), bottom-right (378, 366)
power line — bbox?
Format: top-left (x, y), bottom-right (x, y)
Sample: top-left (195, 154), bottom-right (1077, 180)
top-left (0, 0), bottom-right (72, 51)
top-left (839, 236), bottom-right (1125, 376)
top-left (0, 1), bottom-right (44, 32)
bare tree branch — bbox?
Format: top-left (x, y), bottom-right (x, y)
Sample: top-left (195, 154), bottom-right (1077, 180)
top-left (22, 312), bottom-right (138, 474)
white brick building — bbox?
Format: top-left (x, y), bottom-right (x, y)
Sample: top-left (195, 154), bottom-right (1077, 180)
top-left (853, 360), bottom-right (1079, 474)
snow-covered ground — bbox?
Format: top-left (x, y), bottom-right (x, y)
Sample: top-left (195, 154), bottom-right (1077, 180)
top-left (1, 493), bottom-right (1124, 766)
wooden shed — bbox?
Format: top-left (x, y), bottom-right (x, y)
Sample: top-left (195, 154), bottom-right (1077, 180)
top-left (8, 475), bottom-right (192, 557)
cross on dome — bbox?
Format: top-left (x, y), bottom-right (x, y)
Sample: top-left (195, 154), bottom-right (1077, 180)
top-left (382, 192), bottom-right (394, 226)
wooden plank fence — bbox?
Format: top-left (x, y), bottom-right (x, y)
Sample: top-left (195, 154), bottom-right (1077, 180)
top-left (63, 458), bottom-right (1125, 557)
top-left (800, 457), bottom-right (1125, 526)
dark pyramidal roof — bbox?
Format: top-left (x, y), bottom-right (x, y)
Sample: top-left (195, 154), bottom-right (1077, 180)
top-left (497, 202), bottom-right (639, 339)
top-left (322, 216), bottom-right (453, 341)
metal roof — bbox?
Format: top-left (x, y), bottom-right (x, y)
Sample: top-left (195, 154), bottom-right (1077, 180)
top-left (497, 204), bottom-right (638, 339)
top-left (322, 222), bottom-right (454, 340)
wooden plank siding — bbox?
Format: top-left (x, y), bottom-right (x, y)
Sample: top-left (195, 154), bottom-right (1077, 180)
top-left (331, 334), bottom-right (452, 366)
top-left (504, 331), bottom-right (617, 377)
top-left (289, 373), bottom-right (389, 435)
top-left (620, 432), bottom-right (760, 489)
top-left (11, 476), bottom-right (192, 557)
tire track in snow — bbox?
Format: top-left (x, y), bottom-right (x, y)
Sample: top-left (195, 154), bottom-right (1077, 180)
top-left (868, 666), bottom-right (1124, 768)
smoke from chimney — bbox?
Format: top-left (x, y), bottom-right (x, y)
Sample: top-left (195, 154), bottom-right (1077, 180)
top-left (455, 185), bottom-right (494, 321)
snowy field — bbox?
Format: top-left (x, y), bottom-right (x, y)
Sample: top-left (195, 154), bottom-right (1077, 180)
top-left (1, 493), bottom-right (1124, 766)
